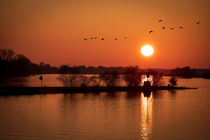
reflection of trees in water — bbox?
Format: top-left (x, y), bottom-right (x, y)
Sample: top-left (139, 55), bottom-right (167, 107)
top-left (140, 92), bottom-right (153, 140)
top-left (61, 92), bottom-right (126, 111)
top-left (59, 90), bottom-right (178, 139)
top-left (126, 91), bottom-right (141, 98)
top-left (169, 90), bottom-right (177, 98)
top-left (153, 90), bottom-right (177, 99)
top-left (61, 94), bottom-right (84, 111)
top-left (59, 91), bottom-right (156, 139)
top-left (152, 90), bottom-right (163, 99)
top-left (60, 93), bottom-right (103, 113)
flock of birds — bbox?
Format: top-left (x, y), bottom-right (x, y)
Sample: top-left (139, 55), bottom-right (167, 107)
top-left (148, 19), bottom-right (200, 34)
top-left (83, 19), bottom-right (201, 40)
top-left (83, 36), bottom-right (128, 41)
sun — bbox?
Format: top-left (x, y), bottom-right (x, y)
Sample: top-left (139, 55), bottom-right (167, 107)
top-left (141, 45), bottom-right (154, 56)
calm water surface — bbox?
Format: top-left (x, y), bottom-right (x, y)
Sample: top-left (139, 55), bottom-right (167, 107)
top-left (0, 77), bottom-right (210, 140)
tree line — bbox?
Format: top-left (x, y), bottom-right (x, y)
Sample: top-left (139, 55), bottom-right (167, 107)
top-left (1, 48), bottom-right (208, 80)
top-left (0, 48), bottom-right (178, 87)
top-left (57, 66), bottom-right (177, 87)
top-left (0, 49), bottom-right (57, 77)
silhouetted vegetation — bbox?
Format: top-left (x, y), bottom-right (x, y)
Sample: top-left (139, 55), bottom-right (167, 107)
top-left (0, 49), bottom-right (31, 77)
top-left (146, 71), bottom-right (164, 86)
top-left (0, 48), bottom-right (58, 77)
top-left (168, 67), bottom-right (210, 78)
top-left (200, 72), bottom-right (210, 79)
top-left (99, 70), bottom-right (121, 87)
top-left (58, 65), bottom-right (81, 74)
top-left (58, 69), bottom-right (121, 87)
top-left (169, 76), bottom-right (177, 87)
top-left (170, 66), bottom-right (196, 78)
top-left (88, 76), bottom-right (101, 87)
top-left (123, 66), bottom-right (142, 87)
top-left (57, 67), bottom-right (81, 87)
top-left (1, 49), bottom-right (210, 80)
top-left (58, 65), bottom-right (125, 74)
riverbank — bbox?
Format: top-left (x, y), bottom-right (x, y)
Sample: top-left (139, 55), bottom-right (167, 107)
top-left (0, 86), bottom-right (197, 96)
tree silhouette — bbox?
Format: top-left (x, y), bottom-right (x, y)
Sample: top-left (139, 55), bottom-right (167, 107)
top-left (0, 49), bottom-right (32, 77)
top-left (57, 74), bottom-right (78, 87)
top-left (0, 49), bottom-right (15, 62)
top-left (123, 66), bottom-right (142, 87)
top-left (79, 75), bottom-right (91, 87)
top-left (57, 66), bottom-right (81, 87)
top-left (99, 70), bottom-right (120, 87)
top-left (0, 48), bottom-right (58, 77)
top-left (89, 76), bottom-right (101, 87)
top-left (171, 66), bottom-right (196, 78)
top-left (169, 76), bottom-right (177, 87)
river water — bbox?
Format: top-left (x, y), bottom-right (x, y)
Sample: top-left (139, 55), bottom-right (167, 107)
top-left (0, 75), bottom-right (210, 140)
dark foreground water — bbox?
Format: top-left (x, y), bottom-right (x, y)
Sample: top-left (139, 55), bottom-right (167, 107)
top-left (0, 78), bottom-right (210, 140)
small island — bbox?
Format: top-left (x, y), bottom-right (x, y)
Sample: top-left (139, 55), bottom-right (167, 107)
top-left (0, 67), bottom-right (197, 96)
top-left (0, 49), bottom-right (198, 96)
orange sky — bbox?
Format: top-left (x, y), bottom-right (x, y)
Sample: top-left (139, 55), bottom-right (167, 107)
top-left (0, 0), bottom-right (209, 68)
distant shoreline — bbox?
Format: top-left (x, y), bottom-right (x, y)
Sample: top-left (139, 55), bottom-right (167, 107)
top-left (0, 86), bottom-right (197, 96)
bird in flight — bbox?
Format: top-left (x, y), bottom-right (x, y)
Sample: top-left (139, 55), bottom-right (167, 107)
top-left (94, 37), bottom-right (97, 39)
top-left (170, 28), bottom-right (174, 30)
top-left (124, 37), bottom-right (127, 39)
top-left (179, 26), bottom-right (184, 29)
top-left (90, 37), bottom-right (93, 40)
top-left (101, 38), bottom-right (104, 40)
top-left (162, 26), bottom-right (166, 29)
top-left (149, 30), bottom-right (154, 34)
top-left (158, 19), bottom-right (163, 22)
top-left (84, 38), bottom-right (87, 40)
top-left (115, 38), bottom-right (118, 40)
top-left (196, 21), bottom-right (200, 24)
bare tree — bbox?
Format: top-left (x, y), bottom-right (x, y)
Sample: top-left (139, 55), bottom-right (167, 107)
top-left (99, 70), bottom-right (120, 87)
top-left (123, 66), bottom-right (142, 87)
top-left (57, 65), bottom-right (82, 87)
top-left (57, 74), bottom-right (75, 87)
top-left (89, 76), bottom-right (101, 87)
top-left (79, 75), bottom-right (91, 87)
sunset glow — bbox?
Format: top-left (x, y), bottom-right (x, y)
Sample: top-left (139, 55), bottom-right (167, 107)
top-left (0, 1), bottom-right (210, 140)
top-left (0, 0), bottom-right (209, 68)
top-left (141, 45), bottom-right (154, 56)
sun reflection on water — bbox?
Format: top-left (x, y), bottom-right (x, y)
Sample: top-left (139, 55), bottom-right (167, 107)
top-left (140, 92), bottom-right (153, 140)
